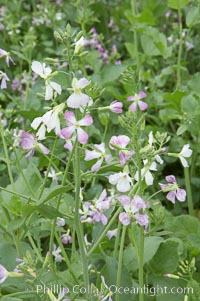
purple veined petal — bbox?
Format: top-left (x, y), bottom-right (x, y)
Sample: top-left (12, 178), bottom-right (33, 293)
top-left (129, 102), bottom-right (137, 112)
top-left (94, 142), bottom-right (105, 153)
top-left (109, 172), bottom-right (122, 185)
top-left (159, 183), bottom-right (168, 189)
top-left (91, 158), bottom-right (103, 172)
top-left (92, 211), bottom-right (101, 223)
top-left (119, 212), bottom-right (131, 226)
top-left (133, 195), bottom-right (146, 207)
top-left (127, 95), bottom-right (135, 101)
top-left (117, 177), bottom-right (131, 192)
top-left (180, 156), bottom-right (189, 168)
top-left (61, 126), bottom-right (75, 139)
top-left (138, 100), bottom-right (148, 111)
top-left (64, 140), bottom-right (73, 152)
top-left (109, 136), bottom-right (118, 149)
top-left (79, 115), bottom-right (93, 126)
top-left (176, 188), bottom-right (186, 202)
top-left (110, 100), bottom-right (123, 114)
top-left (31, 61), bottom-right (45, 78)
top-left (117, 135), bottom-right (130, 147)
top-left (64, 111), bottom-right (76, 125)
top-left (119, 152), bottom-right (127, 166)
top-left (166, 191), bottom-right (176, 204)
top-left (76, 78), bottom-right (90, 89)
top-left (25, 149), bottom-right (35, 158)
top-left (85, 149), bottom-right (101, 161)
top-left (105, 154), bottom-right (112, 165)
top-left (100, 214), bottom-right (108, 225)
top-left (37, 143), bottom-right (50, 155)
top-left (21, 131), bottom-right (34, 140)
top-left (117, 195), bottom-right (131, 206)
top-left (45, 82), bottom-right (53, 100)
top-left (165, 175), bottom-right (176, 183)
top-left (49, 81), bottom-right (62, 95)
top-left (180, 144), bottom-right (192, 158)
top-left (67, 93), bottom-right (82, 108)
top-left (77, 127), bottom-right (88, 144)
top-left (138, 91), bottom-right (147, 99)
top-left (98, 189), bottom-right (107, 203)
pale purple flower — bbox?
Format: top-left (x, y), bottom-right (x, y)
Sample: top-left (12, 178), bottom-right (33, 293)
top-left (118, 195), bottom-right (150, 228)
top-left (178, 144), bottom-right (192, 168)
top-left (80, 190), bottom-right (111, 225)
top-left (61, 111), bottom-right (93, 144)
top-left (127, 91), bottom-right (148, 112)
top-left (0, 71), bottom-right (9, 89)
top-left (61, 230), bottom-right (72, 244)
top-left (0, 48), bottom-right (15, 67)
top-left (159, 175), bottom-right (186, 204)
top-left (107, 229), bottom-right (117, 239)
top-left (109, 135), bottom-right (134, 165)
top-left (19, 131), bottom-right (50, 158)
top-left (31, 61), bottom-right (62, 100)
top-left (109, 172), bottom-right (132, 192)
top-left (67, 77), bottom-right (92, 109)
top-left (0, 264), bottom-right (9, 284)
top-left (109, 101), bottom-right (123, 114)
top-left (52, 244), bottom-right (62, 262)
top-left (56, 217), bottom-right (65, 227)
top-left (85, 142), bottom-right (112, 172)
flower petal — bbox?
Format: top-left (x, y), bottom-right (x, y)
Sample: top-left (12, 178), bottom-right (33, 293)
top-left (61, 126), bottom-right (75, 139)
top-left (64, 111), bottom-right (76, 125)
top-left (138, 100), bottom-right (148, 111)
top-left (79, 115), bottom-right (93, 126)
top-left (77, 127), bottom-right (88, 144)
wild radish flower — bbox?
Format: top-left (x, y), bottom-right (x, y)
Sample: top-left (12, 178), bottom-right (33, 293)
top-left (44, 167), bottom-right (58, 184)
top-left (61, 111), bottom-right (93, 144)
top-left (0, 71), bottom-right (9, 89)
top-left (118, 195), bottom-right (150, 228)
top-left (74, 36), bottom-right (85, 54)
top-left (67, 77), bottom-right (92, 109)
top-left (159, 175), bottom-right (186, 204)
top-left (19, 131), bottom-right (50, 158)
top-left (0, 48), bottom-right (15, 67)
top-left (85, 142), bottom-right (112, 172)
top-left (31, 103), bottom-right (64, 139)
top-left (135, 160), bottom-right (157, 186)
top-left (148, 131), bottom-right (164, 164)
top-left (31, 61), bottom-right (62, 100)
top-left (0, 264), bottom-right (24, 284)
top-left (56, 217), bottom-right (65, 227)
top-left (107, 229), bottom-right (117, 239)
top-left (52, 244), bottom-right (62, 262)
top-left (127, 91), bottom-right (148, 112)
top-left (110, 101), bottom-right (123, 114)
top-left (61, 230), bottom-right (72, 244)
top-left (109, 171), bottom-right (132, 192)
top-left (178, 144), bottom-right (192, 168)
top-left (109, 135), bottom-right (134, 165)
top-left (80, 190), bottom-right (111, 225)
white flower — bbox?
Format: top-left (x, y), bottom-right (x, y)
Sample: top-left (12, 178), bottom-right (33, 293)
top-left (109, 172), bottom-right (132, 192)
top-left (178, 144), bottom-right (192, 168)
top-left (67, 77), bottom-right (93, 109)
top-left (135, 160), bottom-right (157, 186)
top-left (31, 103), bottom-right (64, 139)
top-left (31, 61), bottom-right (62, 100)
top-left (74, 36), bottom-right (85, 54)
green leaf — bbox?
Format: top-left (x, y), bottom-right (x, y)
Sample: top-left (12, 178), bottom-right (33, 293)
top-left (168, 0), bottom-right (189, 9)
top-left (181, 95), bottom-right (198, 113)
top-left (7, 217), bottom-right (26, 232)
top-left (186, 6), bottom-right (200, 27)
top-left (38, 185), bottom-right (72, 205)
top-left (149, 240), bottom-right (180, 274)
top-left (177, 124), bottom-right (188, 135)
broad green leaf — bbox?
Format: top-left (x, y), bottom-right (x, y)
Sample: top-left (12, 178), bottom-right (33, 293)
top-left (168, 0), bottom-right (189, 9)
top-left (181, 95), bottom-right (198, 113)
top-left (38, 185), bottom-right (72, 205)
top-left (149, 240), bottom-right (180, 274)
top-left (176, 124), bottom-right (188, 135)
top-left (186, 6), bottom-right (200, 27)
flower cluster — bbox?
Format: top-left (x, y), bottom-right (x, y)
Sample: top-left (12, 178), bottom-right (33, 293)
top-left (118, 195), bottom-right (150, 229)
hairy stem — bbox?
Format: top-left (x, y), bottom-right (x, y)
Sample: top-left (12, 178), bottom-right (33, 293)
top-left (184, 167), bottom-right (194, 216)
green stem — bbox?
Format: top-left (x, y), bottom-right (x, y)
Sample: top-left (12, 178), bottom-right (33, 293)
top-left (74, 139), bottom-right (90, 300)
top-left (184, 167), bottom-right (194, 216)
top-left (131, 0), bottom-right (140, 72)
top-left (116, 226), bottom-right (126, 301)
top-left (139, 227), bottom-right (145, 301)
top-left (113, 221), bottom-right (122, 258)
top-left (55, 232), bottom-right (79, 284)
top-left (176, 5), bottom-right (183, 89)
top-left (88, 207), bottom-right (122, 257)
top-left (27, 232), bottom-right (43, 263)
top-left (0, 116), bottom-right (15, 190)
